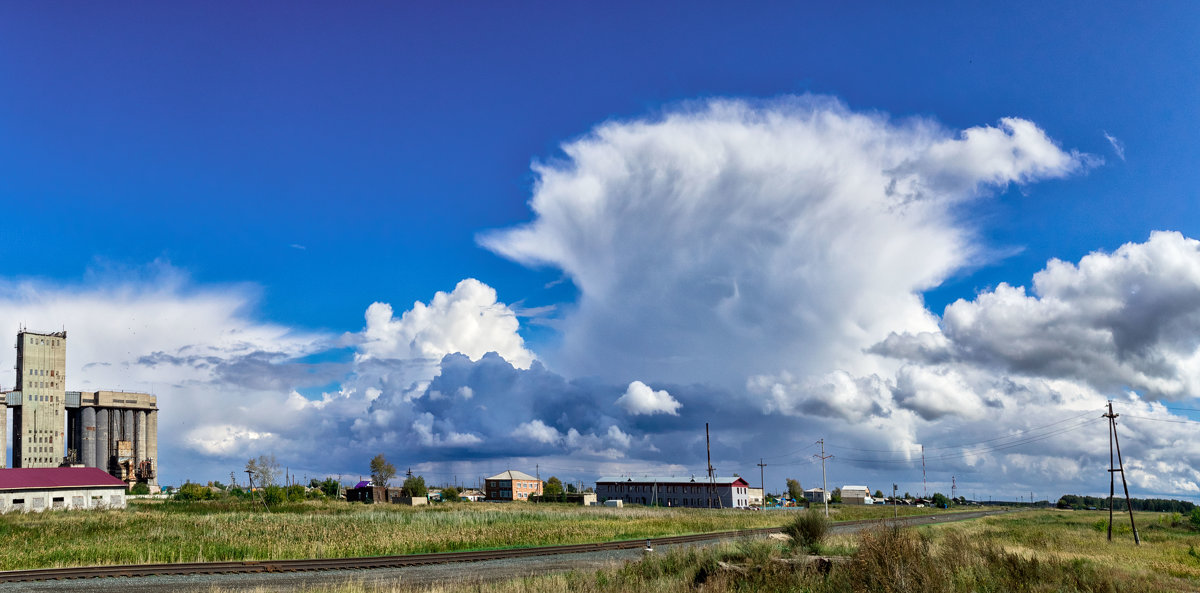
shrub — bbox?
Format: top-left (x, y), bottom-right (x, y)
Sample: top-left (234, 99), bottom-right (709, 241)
top-left (1191, 508), bottom-right (1200, 530)
top-left (262, 485), bottom-right (285, 505)
top-left (128, 482), bottom-right (150, 495)
top-left (783, 509), bottom-right (830, 553)
top-left (173, 482), bottom-right (215, 502)
top-left (286, 484), bottom-right (306, 501)
top-left (841, 526), bottom-right (948, 593)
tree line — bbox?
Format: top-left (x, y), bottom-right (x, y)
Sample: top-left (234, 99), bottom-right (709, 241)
top-left (1057, 494), bottom-right (1195, 513)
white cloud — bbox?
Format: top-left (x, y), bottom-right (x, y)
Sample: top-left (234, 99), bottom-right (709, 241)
top-left (616, 381), bottom-right (682, 416)
top-left (512, 419), bottom-right (562, 444)
top-left (893, 365), bottom-right (986, 421)
top-left (482, 96), bottom-right (1088, 392)
top-left (359, 278), bottom-right (534, 369)
top-left (878, 231), bottom-right (1200, 401)
top-left (1104, 131), bottom-right (1126, 161)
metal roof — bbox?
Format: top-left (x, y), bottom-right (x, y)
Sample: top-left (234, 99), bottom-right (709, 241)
top-left (486, 470), bottom-right (539, 481)
top-left (596, 476), bottom-right (750, 486)
top-left (0, 467), bottom-right (126, 491)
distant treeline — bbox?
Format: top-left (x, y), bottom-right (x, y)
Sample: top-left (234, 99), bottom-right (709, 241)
top-left (1057, 494), bottom-right (1195, 513)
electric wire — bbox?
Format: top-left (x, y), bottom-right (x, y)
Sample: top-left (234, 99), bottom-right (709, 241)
top-left (826, 409), bottom-right (1098, 454)
top-left (834, 417), bottom-right (1100, 466)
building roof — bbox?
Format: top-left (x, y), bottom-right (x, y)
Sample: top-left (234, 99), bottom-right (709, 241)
top-left (486, 470), bottom-right (540, 481)
top-left (597, 476), bottom-right (750, 486)
top-left (842, 485), bottom-right (870, 492)
top-left (804, 487), bottom-right (825, 493)
top-left (0, 467), bottom-right (126, 490)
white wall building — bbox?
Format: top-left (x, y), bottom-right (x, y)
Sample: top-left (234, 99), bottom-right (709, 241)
top-left (841, 485), bottom-right (874, 505)
top-left (0, 467), bottom-right (128, 513)
top-left (596, 476), bottom-right (752, 509)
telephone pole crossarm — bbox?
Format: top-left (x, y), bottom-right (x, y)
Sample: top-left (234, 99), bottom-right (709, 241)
top-left (814, 439), bottom-right (833, 517)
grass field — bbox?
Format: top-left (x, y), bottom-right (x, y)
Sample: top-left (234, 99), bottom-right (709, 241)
top-left (210, 509), bottom-right (1200, 593)
top-left (0, 499), bottom-right (950, 570)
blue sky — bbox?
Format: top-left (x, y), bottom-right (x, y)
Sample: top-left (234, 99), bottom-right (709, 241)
top-left (2, 3), bottom-right (1199, 500)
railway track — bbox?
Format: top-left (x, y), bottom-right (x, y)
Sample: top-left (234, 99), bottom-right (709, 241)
top-left (0, 509), bottom-right (1010, 583)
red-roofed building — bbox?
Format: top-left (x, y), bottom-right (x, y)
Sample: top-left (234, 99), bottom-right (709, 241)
top-left (0, 467), bottom-right (128, 513)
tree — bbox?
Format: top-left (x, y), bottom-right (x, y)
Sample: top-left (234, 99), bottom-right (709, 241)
top-left (174, 481), bottom-right (215, 501)
top-left (786, 478), bottom-right (804, 501)
top-left (401, 475), bottom-right (428, 497)
top-left (441, 486), bottom-right (460, 502)
top-left (544, 476), bottom-right (564, 498)
top-left (129, 482), bottom-right (150, 495)
top-left (566, 483), bottom-right (578, 493)
top-left (874, 490), bottom-right (884, 499)
top-left (246, 454), bottom-right (280, 486)
top-left (1190, 508), bottom-right (1200, 530)
top-left (932, 492), bottom-right (951, 508)
top-left (831, 488), bottom-right (842, 504)
top-left (370, 454), bottom-right (396, 487)
top-left (315, 477), bottom-right (341, 498)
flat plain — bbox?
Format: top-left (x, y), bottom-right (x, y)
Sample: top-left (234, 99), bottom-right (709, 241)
top-left (195, 508), bottom-right (1199, 593)
top-left (0, 500), bottom-right (944, 570)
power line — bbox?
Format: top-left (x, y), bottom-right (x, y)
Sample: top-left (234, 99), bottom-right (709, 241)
top-left (835, 417), bottom-right (1099, 465)
top-left (1122, 415), bottom-right (1200, 425)
top-left (826, 410), bottom-right (1097, 453)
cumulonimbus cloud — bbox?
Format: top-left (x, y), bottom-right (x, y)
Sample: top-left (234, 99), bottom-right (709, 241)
top-left (481, 96), bottom-right (1089, 391)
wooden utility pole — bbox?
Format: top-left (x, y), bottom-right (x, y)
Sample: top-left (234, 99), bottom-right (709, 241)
top-left (921, 445), bottom-right (928, 499)
top-left (1104, 401), bottom-right (1139, 545)
top-left (757, 458), bottom-right (767, 503)
top-left (705, 423), bottom-right (719, 508)
top-left (245, 470), bottom-right (270, 512)
top-left (814, 439), bottom-right (832, 517)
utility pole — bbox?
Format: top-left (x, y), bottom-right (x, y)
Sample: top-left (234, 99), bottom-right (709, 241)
top-left (757, 458), bottom-right (767, 501)
top-left (1104, 401), bottom-right (1139, 545)
top-left (893, 483), bottom-right (898, 519)
top-left (705, 423), bottom-right (719, 509)
top-left (245, 470), bottom-right (270, 512)
top-left (814, 439), bottom-right (832, 517)
top-left (921, 445), bottom-right (928, 499)
top-left (952, 476), bottom-right (957, 503)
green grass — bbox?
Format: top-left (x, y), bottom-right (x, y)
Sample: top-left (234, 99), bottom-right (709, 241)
top-left (0, 500), bottom-right (952, 570)
top-left (277, 508), bottom-right (1194, 593)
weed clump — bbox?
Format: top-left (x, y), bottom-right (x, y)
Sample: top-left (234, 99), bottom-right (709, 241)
top-left (784, 509), bottom-right (830, 554)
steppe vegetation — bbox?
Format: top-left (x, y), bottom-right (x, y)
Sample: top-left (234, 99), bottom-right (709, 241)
top-left (0, 499), bottom-right (941, 570)
top-left (212, 509), bottom-right (1200, 593)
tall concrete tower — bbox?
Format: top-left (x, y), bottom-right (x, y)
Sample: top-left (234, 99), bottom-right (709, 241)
top-left (12, 330), bottom-right (68, 468)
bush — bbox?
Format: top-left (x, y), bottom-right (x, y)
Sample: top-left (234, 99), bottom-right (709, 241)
top-left (173, 482), bottom-right (215, 501)
top-left (783, 509), bottom-right (830, 553)
top-left (128, 482), bottom-right (150, 495)
top-left (1191, 508), bottom-right (1200, 530)
top-left (262, 485), bottom-right (285, 505)
top-left (286, 484), bottom-right (306, 501)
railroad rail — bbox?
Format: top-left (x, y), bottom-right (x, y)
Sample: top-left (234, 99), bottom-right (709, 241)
top-left (0, 509), bottom-right (1010, 583)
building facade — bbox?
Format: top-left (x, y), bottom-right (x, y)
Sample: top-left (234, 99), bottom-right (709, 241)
top-left (484, 470), bottom-right (542, 501)
top-left (11, 331), bottom-right (67, 468)
top-left (2, 331), bottom-right (158, 490)
top-left (841, 485), bottom-right (873, 504)
top-left (595, 476), bottom-right (752, 509)
top-left (804, 487), bottom-right (829, 503)
top-left (0, 467), bottom-right (128, 513)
